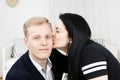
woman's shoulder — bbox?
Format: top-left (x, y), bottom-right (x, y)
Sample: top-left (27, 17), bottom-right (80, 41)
top-left (82, 40), bottom-right (110, 58)
top-left (85, 40), bottom-right (107, 52)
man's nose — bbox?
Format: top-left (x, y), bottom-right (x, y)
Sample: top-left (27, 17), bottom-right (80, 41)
top-left (41, 38), bottom-right (47, 46)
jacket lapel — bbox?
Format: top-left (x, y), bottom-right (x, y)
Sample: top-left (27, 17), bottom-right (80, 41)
top-left (23, 51), bottom-right (45, 80)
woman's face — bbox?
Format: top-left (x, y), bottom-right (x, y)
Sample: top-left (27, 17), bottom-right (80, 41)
top-left (53, 19), bottom-right (70, 52)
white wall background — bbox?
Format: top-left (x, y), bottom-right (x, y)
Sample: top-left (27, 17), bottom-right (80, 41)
top-left (0, 0), bottom-right (120, 77)
top-left (0, 0), bottom-right (52, 77)
top-left (108, 0), bottom-right (120, 46)
top-left (0, 0), bottom-right (52, 46)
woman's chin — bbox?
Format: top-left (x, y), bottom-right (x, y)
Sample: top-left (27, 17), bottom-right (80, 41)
top-left (53, 43), bottom-right (57, 48)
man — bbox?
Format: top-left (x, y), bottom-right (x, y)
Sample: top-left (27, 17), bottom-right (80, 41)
top-left (6, 16), bottom-right (53, 80)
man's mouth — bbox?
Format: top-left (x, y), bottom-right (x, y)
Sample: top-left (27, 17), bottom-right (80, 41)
top-left (39, 48), bottom-right (49, 52)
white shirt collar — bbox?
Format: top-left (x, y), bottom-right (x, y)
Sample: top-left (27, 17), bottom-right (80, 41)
top-left (29, 54), bottom-right (52, 79)
top-left (29, 55), bottom-right (52, 73)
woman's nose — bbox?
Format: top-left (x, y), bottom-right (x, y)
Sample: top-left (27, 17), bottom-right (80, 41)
top-left (52, 32), bottom-right (56, 40)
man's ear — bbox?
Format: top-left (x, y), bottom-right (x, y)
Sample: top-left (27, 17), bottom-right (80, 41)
top-left (24, 37), bottom-right (28, 47)
top-left (24, 37), bottom-right (27, 44)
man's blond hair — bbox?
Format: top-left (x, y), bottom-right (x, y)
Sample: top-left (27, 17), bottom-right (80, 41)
top-left (23, 16), bottom-right (51, 37)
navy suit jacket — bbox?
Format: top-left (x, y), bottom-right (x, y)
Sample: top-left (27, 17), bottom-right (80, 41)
top-left (6, 49), bottom-right (68, 80)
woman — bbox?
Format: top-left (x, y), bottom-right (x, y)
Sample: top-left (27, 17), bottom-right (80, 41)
top-left (53, 13), bottom-right (120, 80)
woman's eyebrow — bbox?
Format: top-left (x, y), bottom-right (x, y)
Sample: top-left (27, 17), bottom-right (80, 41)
top-left (56, 27), bottom-right (61, 30)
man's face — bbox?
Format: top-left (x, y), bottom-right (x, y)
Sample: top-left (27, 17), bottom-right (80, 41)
top-left (24, 23), bottom-right (53, 60)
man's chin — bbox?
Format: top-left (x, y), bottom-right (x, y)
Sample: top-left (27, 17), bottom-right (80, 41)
top-left (39, 57), bottom-right (49, 60)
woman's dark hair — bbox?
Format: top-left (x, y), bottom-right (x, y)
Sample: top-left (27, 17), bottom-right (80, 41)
top-left (59, 13), bottom-right (91, 80)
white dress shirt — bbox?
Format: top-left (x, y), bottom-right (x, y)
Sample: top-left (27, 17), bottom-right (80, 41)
top-left (29, 55), bottom-right (54, 80)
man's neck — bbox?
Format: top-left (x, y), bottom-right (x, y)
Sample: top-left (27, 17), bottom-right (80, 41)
top-left (29, 54), bottom-right (47, 69)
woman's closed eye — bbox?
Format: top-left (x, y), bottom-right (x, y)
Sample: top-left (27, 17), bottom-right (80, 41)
top-left (56, 30), bottom-right (60, 33)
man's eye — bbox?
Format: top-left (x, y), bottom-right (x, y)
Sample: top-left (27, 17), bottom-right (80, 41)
top-left (34, 37), bottom-right (40, 40)
top-left (46, 36), bottom-right (52, 39)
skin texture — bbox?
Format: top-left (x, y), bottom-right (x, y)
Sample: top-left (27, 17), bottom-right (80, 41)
top-left (89, 75), bottom-right (108, 80)
top-left (24, 23), bottom-right (53, 68)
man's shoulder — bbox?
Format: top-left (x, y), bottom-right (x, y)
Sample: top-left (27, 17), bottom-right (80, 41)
top-left (6, 55), bottom-right (30, 80)
top-left (50, 49), bottom-right (67, 59)
top-left (50, 48), bottom-right (68, 65)
top-left (8, 53), bottom-right (28, 73)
